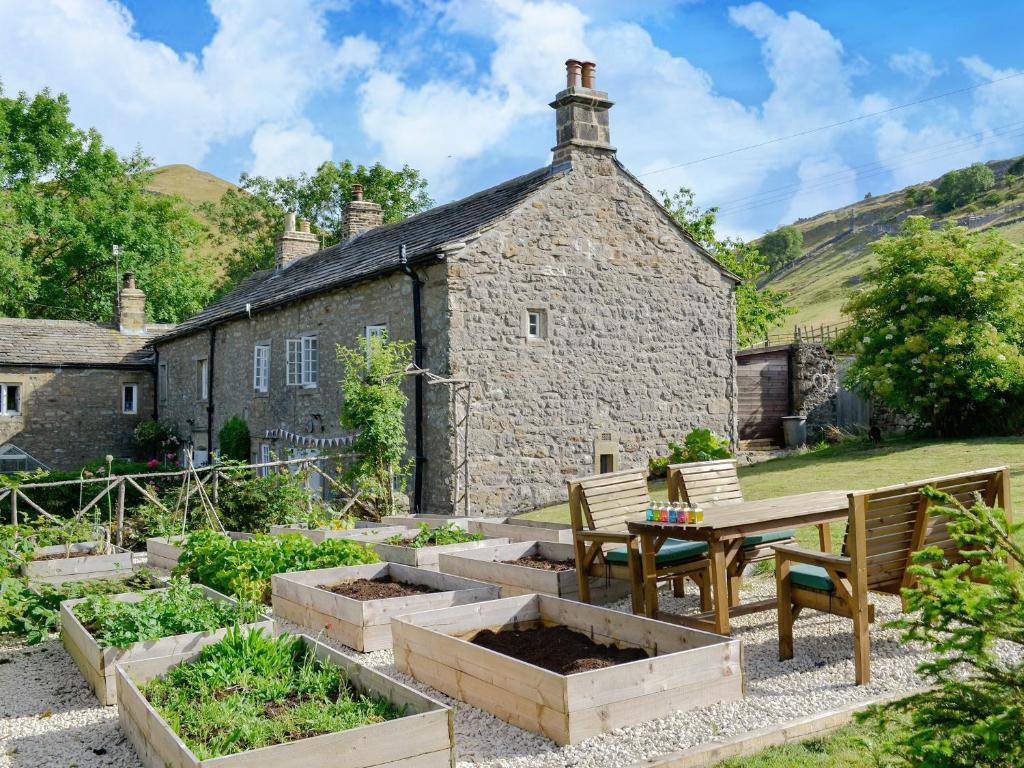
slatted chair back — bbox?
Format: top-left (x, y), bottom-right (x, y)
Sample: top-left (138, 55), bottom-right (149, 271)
top-left (667, 459), bottom-right (743, 507)
top-left (568, 468), bottom-right (650, 539)
top-left (844, 466), bottom-right (1010, 594)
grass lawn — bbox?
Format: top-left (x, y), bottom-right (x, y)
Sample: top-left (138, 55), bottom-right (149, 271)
top-left (520, 436), bottom-right (1024, 549)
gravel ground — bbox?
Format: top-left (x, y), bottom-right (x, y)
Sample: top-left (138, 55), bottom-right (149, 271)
top-left (2, 574), bottom-right (1019, 768)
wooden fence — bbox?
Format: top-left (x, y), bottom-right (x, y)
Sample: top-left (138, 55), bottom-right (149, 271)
top-left (0, 454), bottom-right (362, 545)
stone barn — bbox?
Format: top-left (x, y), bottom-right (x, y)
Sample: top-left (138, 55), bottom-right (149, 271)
top-left (154, 60), bottom-right (739, 515)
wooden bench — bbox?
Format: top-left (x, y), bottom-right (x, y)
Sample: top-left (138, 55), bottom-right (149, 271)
top-left (668, 459), bottom-right (796, 604)
top-left (569, 468), bottom-right (711, 615)
top-left (774, 466), bottom-right (1012, 685)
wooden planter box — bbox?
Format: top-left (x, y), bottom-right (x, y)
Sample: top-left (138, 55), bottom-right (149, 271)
top-left (374, 536), bottom-right (509, 570)
top-left (271, 562), bottom-right (500, 651)
top-left (22, 542), bottom-right (133, 585)
top-left (380, 514), bottom-right (477, 530)
top-left (27, 569), bottom-right (167, 596)
top-left (468, 517), bottom-right (573, 543)
top-left (145, 531), bottom-right (252, 571)
top-left (60, 585), bottom-right (273, 706)
top-left (116, 633), bottom-right (454, 768)
top-left (269, 524), bottom-right (408, 544)
top-left (393, 593), bottom-right (744, 745)
top-left (438, 541), bottom-right (630, 602)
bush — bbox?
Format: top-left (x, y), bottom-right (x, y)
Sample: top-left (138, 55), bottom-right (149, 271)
top-left (860, 490), bottom-right (1024, 767)
top-left (134, 419), bottom-right (180, 461)
top-left (759, 225), bottom-right (803, 272)
top-left (217, 416), bottom-right (250, 462)
top-left (905, 185), bottom-right (936, 207)
top-left (935, 162), bottom-right (995, 212)
top-left (649, 428), bottom-right (732, 478)
top-left (980, 190), bottom-right (1004, 207)
top-left (839, 217), bottom-right (1024, 435)
top-left (215, 470), bottom-right (315, 532)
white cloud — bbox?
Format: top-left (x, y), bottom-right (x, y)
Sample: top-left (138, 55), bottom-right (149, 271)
top-left (889, 49), bottom-right (944, 83)
top-left (781, 155), bottom-right (858, 222)
top-left (250, 121), bottom-right (334, 178)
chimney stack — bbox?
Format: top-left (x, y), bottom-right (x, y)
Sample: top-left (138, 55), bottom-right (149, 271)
top-left (550, 58), bottom-right (614, 165)
top-left (117, 272), bottom-right (147, 335)
top-left (341, 184), bottom-right (384, 239)
top-left (275, 211), bottom-right (319, 270)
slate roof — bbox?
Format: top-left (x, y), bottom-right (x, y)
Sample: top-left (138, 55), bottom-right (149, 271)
top-left (0, 318), bottom-right (173, 367)
top-left (158, 164), bottom-right (566, 342)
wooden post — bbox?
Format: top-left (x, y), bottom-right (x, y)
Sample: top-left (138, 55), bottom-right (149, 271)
top-left (776, 555), bottom-right (793, 660)
top-left (848, 494), bottom-right (871, 685)
top-left (116, 480), bottom-right (126, 547)
top-left (10, 490), bottom-right (17, 526)
top-left (211, 465), bottom-right (219, 507)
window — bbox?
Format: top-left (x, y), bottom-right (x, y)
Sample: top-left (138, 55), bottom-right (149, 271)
top-left (253, 343), bottom-right (270, 393)
top-left (0, 443), bottom-right (46, 472)
top-left (366, 324), bottom-right (388, 343)
top-left (523, 308), bottom-right (548, 340)
top-left (197, 358), bottom-right (209, 401)
top-left (0, 384), bottom-right (21, 416)
top-left (158, 363), bottom-right (168, 403)
top-left (599, 453), bottom-right (615, 474)
top-left (258, 443), bottom-right (271, 477)
top-left (122, 383), bottom-right (138, 415)
top-left (287, 335), bottom-right (318, 388)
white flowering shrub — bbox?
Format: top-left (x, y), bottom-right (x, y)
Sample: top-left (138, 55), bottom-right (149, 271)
top-left (838, 217), bottom-right (1024, 435)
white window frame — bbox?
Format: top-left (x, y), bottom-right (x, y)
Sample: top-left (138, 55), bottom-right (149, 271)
top-left (524, 308), bottom-right (548, 340)
top-left (0, 384), bottom-right (21, 416)
top-left (286, 339), bottom-right (302, 386)
top-left (253, 343), bottom-right (270, 393)
top-left (122, 383), bottom-right (138, 415)
top-left (197, 358), bottom-right (209, 401)
top-left (365, 324), bottom-right (388, 361)
top-left (301, 334), bottom-right (318, 388)
top-left (259, 443), bottom-right (271, 477)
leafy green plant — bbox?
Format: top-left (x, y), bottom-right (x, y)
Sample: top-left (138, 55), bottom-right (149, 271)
top-left (649, 428), bottom-right (733, 478)
top-left (217, 416), bottom-right (251, 462)
top-left (935, 162), bottom-right (995, 212)
top-left (385, 522), bottom-right (482, 548)
top-left (134, 419), bottom-right (180, 460)
top-left (143, 628), bottom-right (401, 759)
top-left (860, 490), bottom-right (1024, 767)
top-left (175, 531), bottom-right (378, 604)
top-left (72, 579), bottom-right (261, 648)
top-left (216, 470), bottom-right (316, 533)
top-left (337, 332), bottom-right (414, 518)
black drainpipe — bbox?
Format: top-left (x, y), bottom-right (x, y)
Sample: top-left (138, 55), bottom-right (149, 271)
top-left (399, 245), bottom-right (426, 513)
top-left (207, 326), bottom-right (217, 457)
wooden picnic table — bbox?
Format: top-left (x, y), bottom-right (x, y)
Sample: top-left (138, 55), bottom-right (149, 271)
top-left (626, 490), bottom-right (851, 635)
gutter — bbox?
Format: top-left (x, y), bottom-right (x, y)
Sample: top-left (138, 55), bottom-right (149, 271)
top-left (399, 244), bottom-right (426, 514)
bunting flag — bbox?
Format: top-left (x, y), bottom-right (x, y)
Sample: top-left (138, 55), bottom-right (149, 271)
top-left (263, 428), bottom-right (354, 449)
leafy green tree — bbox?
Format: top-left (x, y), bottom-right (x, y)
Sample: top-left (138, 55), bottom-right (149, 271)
top-left (337, 332), bottom-right (413, 518)
top-left (208, 161), bottom-right (432, 289)
top-left (839, 217), bottom-right (1024, 435)
top-left (862, 489), bottom-right (1024, 768)
top-left (935, 162), bottom-right (995, 213)
top-left (759, 224), bottom-right (803, 272)
top-left (0, 86), bottom-right (214, 322)
top-left (661, 188), bottom-right (793, 347)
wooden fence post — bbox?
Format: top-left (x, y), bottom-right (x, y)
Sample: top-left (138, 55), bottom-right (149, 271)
top-left (211, 466), bottom-right (219, 507)
top-left (116, 480), bottom-right (126, 547)
top-left (10, 491), bottom-right (17, 526)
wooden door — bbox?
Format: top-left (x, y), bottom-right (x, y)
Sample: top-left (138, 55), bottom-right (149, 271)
top-left (736, 349), bottom-right (790, 444)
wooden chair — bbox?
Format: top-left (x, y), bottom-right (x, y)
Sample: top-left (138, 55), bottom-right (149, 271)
top-left (774, 466), bottom-right (1012, 685)
top-left (568, 468), bottom-right (711, 615)
top-left (667, 459), bottom-right (795, 603)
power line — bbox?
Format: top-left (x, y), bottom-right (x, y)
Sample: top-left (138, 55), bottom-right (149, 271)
top-left (639, 71), bottom-right (1024, 178)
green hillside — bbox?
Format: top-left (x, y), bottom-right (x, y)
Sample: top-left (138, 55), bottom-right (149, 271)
top-left (762, 155), bottom-right (1024, 333)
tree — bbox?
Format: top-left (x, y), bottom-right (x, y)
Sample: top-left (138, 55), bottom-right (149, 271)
top-left (839, 217), bottom-right (1024, 435)
top-left (660, 188), bottom-right (793, 347)
top-left (207, 161), bottom-right (433, 289)
top-left (0, 86), bottom-right (214, 322)
top-left (759, 224), bottom-right (803, 272)
top-left (217, 416), bottom-right (250, 463)
top-left (935, 162), bottom-right (995, 213)
top-left (337, 332), bottom-right (414, 518)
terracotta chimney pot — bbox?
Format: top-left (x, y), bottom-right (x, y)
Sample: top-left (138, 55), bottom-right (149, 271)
top-left (284, 211), bottom-right (296, 232)
top-left (565, 59), bottom-right (582, 88)
top-left (351, 183), bottom-right (364, 201)
top-left (299, 219), bottom-right (311, 233)
top-left (581, 61), bottom-right (596, 88)
top-left (123, 272), bottom-right (136, 290)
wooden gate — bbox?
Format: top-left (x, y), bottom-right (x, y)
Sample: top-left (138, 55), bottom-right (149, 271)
top-left (736, 347), bottom-right (791, 444)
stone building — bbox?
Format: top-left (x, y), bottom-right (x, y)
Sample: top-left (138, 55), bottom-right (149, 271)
top-left (154, 61), bottom-right (740, 514)
top-left (0, 275), bottom-right (171, 471)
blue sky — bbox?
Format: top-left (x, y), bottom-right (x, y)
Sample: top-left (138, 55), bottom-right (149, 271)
top-left (2, 0), bottom-right (1023, 238)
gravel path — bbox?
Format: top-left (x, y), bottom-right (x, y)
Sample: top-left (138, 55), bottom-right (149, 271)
top-left (3, 574), bottom-right (1017, 768)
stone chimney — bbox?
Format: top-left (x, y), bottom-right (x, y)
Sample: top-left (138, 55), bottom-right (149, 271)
top-left (275, 211), bottom-right (319, 270)
top-left (341, 184), bottom-right (384, 240)
top-left (550, 59), bottom-right (615, 164)
top-left (118, 272), bottom-right (147, 335)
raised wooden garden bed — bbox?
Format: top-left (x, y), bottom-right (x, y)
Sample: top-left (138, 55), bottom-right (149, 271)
top-left (116, 633), bottom-right (454, 768)
top-left (380, 514), bottom-right (476, 530)
top-left (268, 524), bottom-right (408, 544)
top-left (468, 517), bottom-right (573, 543)
top-left (438, 540), bottom-right (631, 602)
top-left (60, 585), bottom-right (273, 705)
top-left (21, 542), bottom-right (133, 585)
top-left (392, 593), bottom-right (744, 745)
top-left (374, 535), bottom-right (509, 570)
top-left (271, 562), bottom-right (500, 651)
top-left (145, 531), bottom-right (252, 571)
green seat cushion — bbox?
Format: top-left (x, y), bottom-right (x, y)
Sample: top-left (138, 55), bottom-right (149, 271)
top-left (789, 563), bottom-right (835, 592)
top-left (742, 530), bottom-right (796, 548)
top-left (605, 538), bottom-right (708, 565)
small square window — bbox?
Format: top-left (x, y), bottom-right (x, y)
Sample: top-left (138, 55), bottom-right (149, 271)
top-left (122, 383), bottom-right (138, 415)
top-left (0, 384), bottom-right (21, 416)
top-left (599, 453), bottom-right (615, 474)
top-left (524, 308), bottom-right (547, 340)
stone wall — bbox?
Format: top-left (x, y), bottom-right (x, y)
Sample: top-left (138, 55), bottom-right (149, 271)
top-left (791, 343), bottom-right (838, 437)
top-left (155, 265), bottom-right (455, 513)
top-left (445, 149), bottom-right (738, 514)
top-left (0, 365), bottom-right (154, 469)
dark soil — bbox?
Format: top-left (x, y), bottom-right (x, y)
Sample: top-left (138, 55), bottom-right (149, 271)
top-left (33, 549), bottom-right (100, 561)
top-left (502, 556), bottom-right (573, 572)
top-left (318, 576), bottom-right (440, 601)
top-left (470, 625), bottom-right (648, 674)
